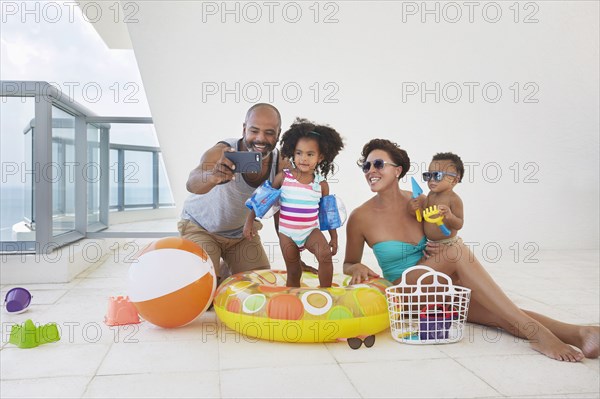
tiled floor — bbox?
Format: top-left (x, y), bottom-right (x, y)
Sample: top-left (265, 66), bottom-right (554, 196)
top-left (1, 239), bottom-right (599, 398)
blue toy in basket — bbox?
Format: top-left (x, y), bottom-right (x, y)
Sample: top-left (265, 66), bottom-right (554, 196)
top-left (318, 195), bottom-right (346, 230)
top-left (245, 180), bottom-right (281, 218)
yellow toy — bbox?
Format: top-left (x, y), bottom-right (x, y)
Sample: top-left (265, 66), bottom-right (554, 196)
top-left (410, 177), bottom-right (423, 222)
top-left (422, 206), bottom-right (451, 236)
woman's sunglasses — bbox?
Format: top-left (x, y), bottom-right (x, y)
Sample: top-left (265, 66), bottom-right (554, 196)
top-left (361, 159), bottom-right (399, 173)
top-left (422, 171), bottom-right (457, 182)
top-left (347, 335), bottom-right (376, 349)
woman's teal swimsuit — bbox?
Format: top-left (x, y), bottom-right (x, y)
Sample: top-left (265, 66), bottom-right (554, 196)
top-left (372, 236), bottom-right (427, 283)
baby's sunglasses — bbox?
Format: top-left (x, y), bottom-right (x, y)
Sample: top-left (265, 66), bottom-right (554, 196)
top-left (360, 159), bottom-right (399, 174)
top-left (422, 171), bottom-right (457, 182)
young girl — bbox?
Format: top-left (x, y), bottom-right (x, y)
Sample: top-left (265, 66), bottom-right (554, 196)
top-left (244, 118), bottom-right (344, 287)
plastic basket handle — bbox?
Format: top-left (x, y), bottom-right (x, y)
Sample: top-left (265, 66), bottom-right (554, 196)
top-left (415, 270), bottom-right (457, 294)
top-left (391, 266), bottom-right (458, 295)
top-left (415, 269), bottom-right (452, 286)
top-left (397, 265), bottom-right (436, 287)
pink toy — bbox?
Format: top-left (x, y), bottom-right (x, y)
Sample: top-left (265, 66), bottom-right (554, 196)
top-left (104, 296), bottom-right (141, 326)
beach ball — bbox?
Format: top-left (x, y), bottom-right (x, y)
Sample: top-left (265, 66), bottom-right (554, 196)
top-left (128, 237), bottom-right (216, 328)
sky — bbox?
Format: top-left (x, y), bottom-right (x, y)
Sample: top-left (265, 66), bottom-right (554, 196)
top-left (0, 0), bottom-right (150, 115)
top-left (1, 0), bottom-right (155, 176)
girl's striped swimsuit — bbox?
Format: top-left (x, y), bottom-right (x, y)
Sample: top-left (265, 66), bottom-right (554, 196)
top-left (278, 169), bottom-right (322, 251)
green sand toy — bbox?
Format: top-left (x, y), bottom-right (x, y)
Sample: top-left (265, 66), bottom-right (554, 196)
top-left (8, 319), bottom-right (60, 349)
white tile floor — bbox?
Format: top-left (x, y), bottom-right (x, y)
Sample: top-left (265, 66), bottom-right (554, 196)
top-left (1, 239), bottom-right (599, 398)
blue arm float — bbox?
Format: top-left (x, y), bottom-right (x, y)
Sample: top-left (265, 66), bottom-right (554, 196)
top-left (318, 195), bottom-right (346, 231)
top-left (245, 180), bottom-right (281, 218)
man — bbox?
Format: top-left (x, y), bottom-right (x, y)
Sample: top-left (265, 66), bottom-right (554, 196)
top-left (179, 104), bottom-right (290, 281)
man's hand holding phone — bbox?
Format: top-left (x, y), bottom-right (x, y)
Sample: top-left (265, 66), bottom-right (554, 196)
top-left (224, 151), bottom-right (262, 174)
top-left (209, 149), bottom-right (262, 186)
top-left (210, 148), bottom-right (237, 185)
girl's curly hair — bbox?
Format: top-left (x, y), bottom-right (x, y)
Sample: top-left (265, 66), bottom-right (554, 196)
top-left (357, 139), bottom-right (411, 180)
top-left (280, 118), bottom-right (344, 179)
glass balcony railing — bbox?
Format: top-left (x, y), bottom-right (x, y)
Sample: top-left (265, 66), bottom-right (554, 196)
top-left (1, 81), bottom-right (175, 253)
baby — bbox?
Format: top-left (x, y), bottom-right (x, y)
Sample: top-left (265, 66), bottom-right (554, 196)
top-left (410, 152), bottom-right (464, 244)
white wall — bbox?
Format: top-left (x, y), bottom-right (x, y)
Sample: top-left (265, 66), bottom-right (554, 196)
top-left (125, 1), bottom-right (599, 254)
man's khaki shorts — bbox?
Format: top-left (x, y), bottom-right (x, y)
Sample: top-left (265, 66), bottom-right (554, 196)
top-left (177, 219), bottom-right (271, 278)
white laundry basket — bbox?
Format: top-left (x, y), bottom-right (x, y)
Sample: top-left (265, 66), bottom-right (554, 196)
top-left (385, 266), bottom-right (471, 344)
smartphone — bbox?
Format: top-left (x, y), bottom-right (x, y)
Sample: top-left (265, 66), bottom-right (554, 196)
top-left (224, 151), bottom-right (262, 174)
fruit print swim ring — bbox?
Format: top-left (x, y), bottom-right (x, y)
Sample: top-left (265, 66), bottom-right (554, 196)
top-left (214, 270), bottom-right (391, 343)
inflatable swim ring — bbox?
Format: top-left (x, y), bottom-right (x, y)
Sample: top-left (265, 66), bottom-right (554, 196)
top-left (214, 270), bottom-right (391, 343)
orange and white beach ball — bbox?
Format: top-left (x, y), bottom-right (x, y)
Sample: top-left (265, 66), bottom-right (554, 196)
top-left (128, 237), bottom-right (216, 328)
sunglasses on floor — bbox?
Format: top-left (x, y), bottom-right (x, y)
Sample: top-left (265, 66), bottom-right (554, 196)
top-left (422, 171), bottom-right (457, 182)
top-left (361, 159), bottom-right (399, 173)
top-left (347, 335), bottom-right (376, 350)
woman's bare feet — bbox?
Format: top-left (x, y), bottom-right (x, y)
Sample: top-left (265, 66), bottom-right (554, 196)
top-left (530, 327), bottom-right (584, 362)
top-left (576, 325), bottom-right (600, 359)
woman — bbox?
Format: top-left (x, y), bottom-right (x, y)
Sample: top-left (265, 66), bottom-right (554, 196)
top-left (343, 139), bottom-right (599, 362)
